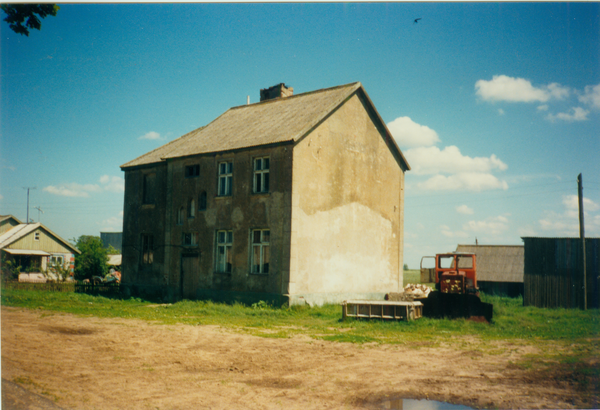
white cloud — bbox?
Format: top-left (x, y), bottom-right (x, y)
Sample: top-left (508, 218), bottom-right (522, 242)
top-left (546, 107), bottom-right (589, 122)
top-left (43, 183), bottom-right (102, 198)
top-left (0, 194), bottom-right (3, 200)
top-left (99, 212), bottom-right (124, 231)
top-left (456, 205), bottom-right (474, 215)
top-left (387, 116), bottom-right (440, 148)
top-left (99, 175), bottom-right (125, 193)
top-left (537, 195), bottom-right (600, 236)
top-left (440, 225), bottom-right (470, 238)
top-left (138, 131), bottom-right (161, 140)
top-left (537, 105), bottom-right (549, 111)
top-left (579, 83), bottom-right (600, 108)
top-left (497, 108), bottom-right (505, 115)
top-left (475, 75), bottom-right (569, 103)
top-left (463, 215), bottom-right (509, 235)
top-left (404, 145), bottom-right (508, 175)
top-left (418, 173), bottom-right (508, 192)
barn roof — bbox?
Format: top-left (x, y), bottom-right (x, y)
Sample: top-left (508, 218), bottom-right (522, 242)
top-left (121, 82), bottom-right (410, 170)
top-left (455, 244), bottom-right (524, 283)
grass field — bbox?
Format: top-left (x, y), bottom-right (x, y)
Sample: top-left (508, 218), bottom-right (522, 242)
top-left (3, 276), bottom-right (599, 401)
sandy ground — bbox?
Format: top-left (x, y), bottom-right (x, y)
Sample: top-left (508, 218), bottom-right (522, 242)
top-left (1, 306), bottom-right (597, 410)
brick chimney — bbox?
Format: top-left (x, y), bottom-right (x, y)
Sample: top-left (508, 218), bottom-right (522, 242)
top-left (260, 83), bottom-right (293, 102)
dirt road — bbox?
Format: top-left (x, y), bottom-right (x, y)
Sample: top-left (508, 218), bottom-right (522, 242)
top-left (1, 307), bottom-right (595, 409)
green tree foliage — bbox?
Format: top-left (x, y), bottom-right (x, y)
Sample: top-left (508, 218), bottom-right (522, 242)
top-left (106, 244), bottom-right (120, 255)
top-left (1, 4), bottom-right (59, 36)
top-left (74, 236), bottom-right (108, 281)
top-left (1, 257), bottom-right (21, 281)
top-left (403, 263), bottom-right (409, 270)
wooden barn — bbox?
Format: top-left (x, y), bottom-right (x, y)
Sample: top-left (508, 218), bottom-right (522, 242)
top-left (455, 244), bottom-right (524, 297)
top-left (522, 237), bottom-right (599, 309)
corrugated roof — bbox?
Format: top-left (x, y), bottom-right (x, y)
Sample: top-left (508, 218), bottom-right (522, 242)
top-left (455, 244), bottom-right (524, 283)
top-left (121, 82), bottom-right (409, 170)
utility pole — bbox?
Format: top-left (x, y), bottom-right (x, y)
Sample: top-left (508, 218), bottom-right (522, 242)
top-left (577, 174), bottom-right (586, 310)
top-left (22, 187), bottom-right (36, 224)
top-left (34, 206), bottom-right (44, 223)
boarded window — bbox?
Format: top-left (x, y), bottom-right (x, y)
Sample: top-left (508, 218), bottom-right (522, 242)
top-left (199, 191), bottom-right (207, 211)
top-left (216, 230), bottom-right (233, 273)
top-left (141, 234), bottom-right (154, 265)
top-left (251, 229), bottom-right (270, 274)
top-left (188, 198), bottom-right (195, 218)
top-left (142, 173), bottom-right (156, 204)
top-left (177, 207), bottom-right (185, 225)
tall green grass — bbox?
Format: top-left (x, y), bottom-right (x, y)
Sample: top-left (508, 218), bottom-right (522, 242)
top-left (2, 288), bottom-right (598, 343)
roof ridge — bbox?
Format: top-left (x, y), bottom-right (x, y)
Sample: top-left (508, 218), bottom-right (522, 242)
top-left (229, 82), bottom-right (361, 110)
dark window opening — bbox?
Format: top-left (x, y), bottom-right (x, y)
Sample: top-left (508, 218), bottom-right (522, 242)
top-left (185, 164), bottom-right (200, 178)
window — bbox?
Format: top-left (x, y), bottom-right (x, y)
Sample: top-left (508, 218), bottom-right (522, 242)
top-left (199, 191), bottom-right (207, 211)
top-left (177, 207), bottom-right (185, 225)
top-left (251, 229), bottom-right (270, 274)
top-left (50, 255), bottom-right (64, 266)
top-left (141, 234), bottom-right (154, 265)
top-left (183, 232), bottom-right (199, 246)
top-left (216, 230), bottom-right (233, 273)
top-left (253, 157), bottom-right (270, 194)
top-left (142, 173), bottom-right (156, 204)
top-left (185, 164), bottom-right (200, 178)
top-left (34, 232), bottom-right (40, 241)
top-left (218, 161), bottom-right (233, 196)
top-left (188, 198), bottom-right (196, 218)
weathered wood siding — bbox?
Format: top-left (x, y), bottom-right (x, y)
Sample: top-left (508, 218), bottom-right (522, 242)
top-left (523, 237), bottom-right (600, 309)
top-left (7, 228), bottom-right (75, 254)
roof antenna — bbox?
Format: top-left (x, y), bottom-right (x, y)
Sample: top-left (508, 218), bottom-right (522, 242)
top-left (475, 237), bottom-right (478, 246)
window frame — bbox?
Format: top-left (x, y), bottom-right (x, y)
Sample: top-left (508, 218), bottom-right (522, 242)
top-left (250, 229), bottom-right (270, 274)
top-left (34, 232), bottom-right (40, 241)
top-left (215, 230), bottom-right (233, 273)
top-left (185, 164), bottom-right (200, 178)
top-left (217, 161), bottom-right (233, 197)
top-left (50, 255), bottom-right (64, 267)
top-left (188, 198), bottom-right (196, 218)
top-left (253, 157), bottom-right (270, 194)
top-left (183, 232), bottom-right (199, 247)
top-left (141, 234), bottom-right (154, 265)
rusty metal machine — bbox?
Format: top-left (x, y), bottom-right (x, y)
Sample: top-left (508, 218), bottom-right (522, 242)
top-left (420, 252), bottom-right (493, 322)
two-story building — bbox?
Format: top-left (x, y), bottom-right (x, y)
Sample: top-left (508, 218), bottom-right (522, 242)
top-left (120, 82), bottom-right (410, 305)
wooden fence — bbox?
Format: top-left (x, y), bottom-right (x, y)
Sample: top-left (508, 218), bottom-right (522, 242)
top-left (2, 281), bottom-right (121, 296)
top-left (523, 237), bottom-right (599, 309)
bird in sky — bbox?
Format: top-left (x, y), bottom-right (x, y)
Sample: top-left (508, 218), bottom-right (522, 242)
top-left (414, 18), bottom-right (422, 24)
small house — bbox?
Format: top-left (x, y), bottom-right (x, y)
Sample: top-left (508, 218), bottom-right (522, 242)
top-left (0, 215), bottom-right (80, 282)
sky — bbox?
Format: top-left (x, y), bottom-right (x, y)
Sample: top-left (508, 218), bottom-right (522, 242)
top-left (1, 2), bottom-right (599, 269)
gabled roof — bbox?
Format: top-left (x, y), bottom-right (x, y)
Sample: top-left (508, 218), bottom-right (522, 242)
top-left (0, 223), bottom-right (80, 254)
top-left (1, 215), bottom-right (22, 224)
top-left (121, 82), bottom-right (410, 170)
top-left (455, 244), bottom-right (524, 283)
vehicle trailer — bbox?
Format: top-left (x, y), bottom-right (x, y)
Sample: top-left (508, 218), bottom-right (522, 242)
top-left (419, 253), bottom-right (493, 322)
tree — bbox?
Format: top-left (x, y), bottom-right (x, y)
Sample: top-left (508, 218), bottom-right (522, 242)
top-left (74, 236), bottom-right (108, 281)
top-left (1, 4), bottom-right (59, 36)
top-left (403, 263), bottom-right (409, 271)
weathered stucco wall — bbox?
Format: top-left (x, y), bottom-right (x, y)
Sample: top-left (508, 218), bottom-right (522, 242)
top-left (289, 92), bottom-right (405, 305)
top-left (121, 163), bottom-right (169, 295)
top-left (163, 144), bottom-right (293, 302)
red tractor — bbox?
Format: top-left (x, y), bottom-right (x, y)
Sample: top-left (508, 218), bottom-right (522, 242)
top-left (421, 252), bottom-right (493, 322)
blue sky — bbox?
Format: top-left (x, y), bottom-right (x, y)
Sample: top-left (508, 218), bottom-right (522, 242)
top-left (1, 2), bottom-right (599, 268)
